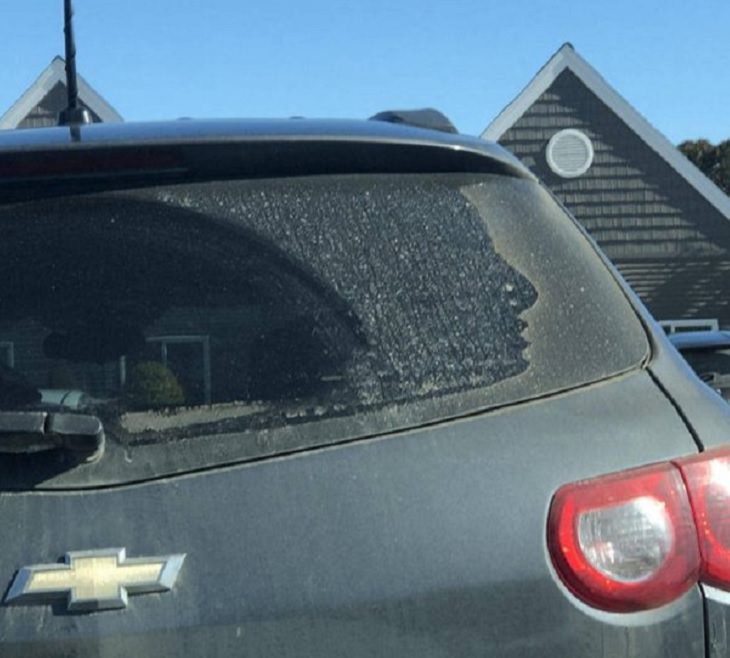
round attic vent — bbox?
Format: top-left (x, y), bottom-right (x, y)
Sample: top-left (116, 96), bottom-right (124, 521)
top-left (546, 129), bottom-right (594, 178)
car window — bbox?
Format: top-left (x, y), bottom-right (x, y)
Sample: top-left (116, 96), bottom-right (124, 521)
top-left (0, 173), bottom-right (648, 478)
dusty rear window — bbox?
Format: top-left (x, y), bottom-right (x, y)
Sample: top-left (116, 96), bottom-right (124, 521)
top-left (0, 173), bottom-right (647, 475)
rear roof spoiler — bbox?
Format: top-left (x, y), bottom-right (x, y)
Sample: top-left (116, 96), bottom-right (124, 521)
top-left (369, 108), bottom-right (458, 134)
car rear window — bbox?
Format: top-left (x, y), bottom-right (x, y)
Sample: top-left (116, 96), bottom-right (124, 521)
top-left (0, 173), bottom-right (648, 481)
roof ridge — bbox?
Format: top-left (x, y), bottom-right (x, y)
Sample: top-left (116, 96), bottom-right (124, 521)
top-left (0, 57), bottom-right (123, 130)
top-left (481, 44), bottom-right (730, 221)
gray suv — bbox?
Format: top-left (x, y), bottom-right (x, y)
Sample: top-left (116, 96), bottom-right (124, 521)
top-left (1, 117), bottom-right (730, 656)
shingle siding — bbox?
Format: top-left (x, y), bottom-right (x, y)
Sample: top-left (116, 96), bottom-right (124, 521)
top-left (16, 82), bottom-right (101, 130)
top-left (498, 69), bottom-right (730, 327)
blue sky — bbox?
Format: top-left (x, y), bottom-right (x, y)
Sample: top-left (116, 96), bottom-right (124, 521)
top-left (1, 1), bottom-right (728, 142)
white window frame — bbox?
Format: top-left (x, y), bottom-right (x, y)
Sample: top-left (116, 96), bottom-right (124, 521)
top-left (659, 319), bottom-right (720, 334)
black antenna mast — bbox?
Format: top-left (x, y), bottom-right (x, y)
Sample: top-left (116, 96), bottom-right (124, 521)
top-left (58, 0), bottom-right (92, 126)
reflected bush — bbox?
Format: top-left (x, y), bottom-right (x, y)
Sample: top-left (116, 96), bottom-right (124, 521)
top-left (126, 362), bottom-right (185, 409)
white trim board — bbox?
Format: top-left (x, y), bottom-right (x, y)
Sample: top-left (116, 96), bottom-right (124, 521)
top-left (482, 43), bottom-right (730, 221)
top-left (0, 57), bottom-right (123, 129)
top-left (659, 319), bottom-right (720, 334)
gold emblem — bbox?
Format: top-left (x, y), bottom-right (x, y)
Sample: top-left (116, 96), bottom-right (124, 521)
top-left (5, 548), bottom-right (185, 611)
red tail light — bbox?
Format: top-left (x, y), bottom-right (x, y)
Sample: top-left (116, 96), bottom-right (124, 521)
top-left (548, 448), bottom-right (730, 612)
top-left (548, 462), bottom-right (700, 612)
top-left (675, 450), bottom-right (730, 589)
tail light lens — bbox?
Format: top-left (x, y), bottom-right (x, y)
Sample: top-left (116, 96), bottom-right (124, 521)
top-left (548, 462), bottom-right (700, 612)
top-left (549, 448), bottom-right (730, 612)
top-left (676, 450), bottom-right (730, 589)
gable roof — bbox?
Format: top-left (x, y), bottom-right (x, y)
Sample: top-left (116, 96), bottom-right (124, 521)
top-left (0, 56), bottom-right (123, 130)
top-left (482, 43), bottom-right (730, 221)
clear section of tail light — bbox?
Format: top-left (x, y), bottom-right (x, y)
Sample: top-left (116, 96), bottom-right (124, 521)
top-left (577, 496), bottom-right (673, 582)
top-left (548, 463), bottom-right (700, 612)
top-left (676, 448), bottom-right (730, 589)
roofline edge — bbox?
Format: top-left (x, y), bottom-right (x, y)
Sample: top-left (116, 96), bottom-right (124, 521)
top-left (0, 58), bottom-right (123, 130)
top-left (480, 44), bottom-right (730, 221)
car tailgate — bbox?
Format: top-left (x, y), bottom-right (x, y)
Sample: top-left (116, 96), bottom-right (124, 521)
top-left (0, 369), bottom-right (704, 657)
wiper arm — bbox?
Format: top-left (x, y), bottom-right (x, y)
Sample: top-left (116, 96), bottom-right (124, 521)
top-left (0, 412), bottom-right (105, 462)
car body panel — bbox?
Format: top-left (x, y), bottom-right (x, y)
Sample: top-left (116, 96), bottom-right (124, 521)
top-left (0, 369), bottom-right (704, 657)
top-left (649, 326), bottom-right (730, 449)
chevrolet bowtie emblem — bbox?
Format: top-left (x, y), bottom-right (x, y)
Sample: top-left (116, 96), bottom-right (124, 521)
top-left (5, 548), bottom-right (185, 612)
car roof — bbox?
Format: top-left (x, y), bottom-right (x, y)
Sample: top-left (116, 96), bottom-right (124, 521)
top-left (669, 330), bottom-right (730, 351)
top-left (0, 117), bottom-right (528, 170)
top-left (0, 119), bottom-right (534, 202)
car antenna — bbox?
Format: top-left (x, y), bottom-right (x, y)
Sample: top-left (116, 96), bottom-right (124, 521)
top-left (58, 0), bottom-right (92, 127)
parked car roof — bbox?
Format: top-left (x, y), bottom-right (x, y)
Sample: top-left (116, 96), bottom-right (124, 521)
top-left (669, 330), bottom-right (730, 351)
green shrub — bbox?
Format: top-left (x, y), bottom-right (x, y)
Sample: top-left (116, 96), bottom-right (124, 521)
top-left (126, 362), bottom-right (185, 409)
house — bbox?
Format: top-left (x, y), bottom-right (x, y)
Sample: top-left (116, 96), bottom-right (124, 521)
top-left (483, 44), bottom-right (730, 332)
top-left (0, 56), bottom-right (122, 130)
